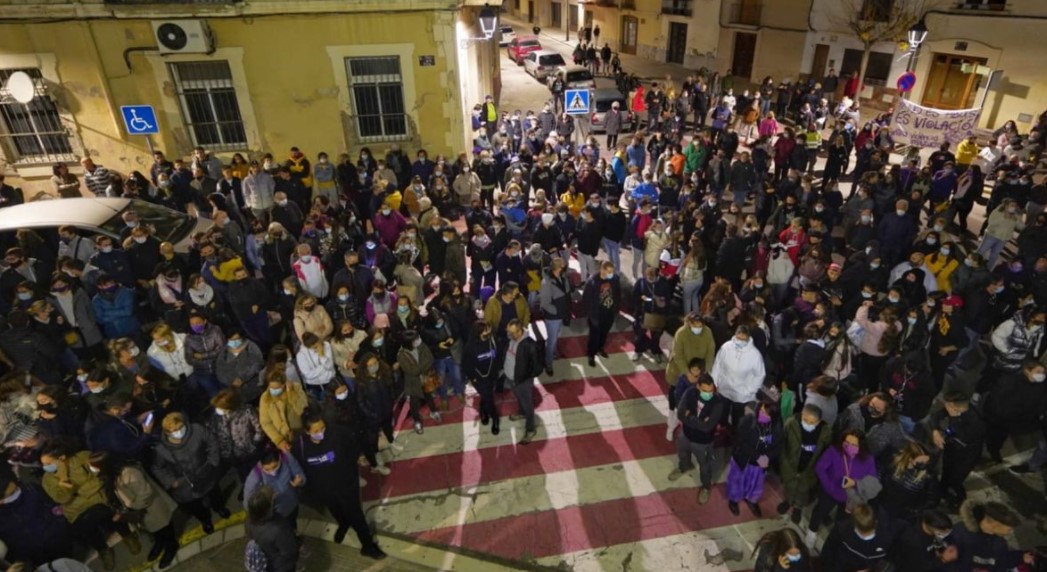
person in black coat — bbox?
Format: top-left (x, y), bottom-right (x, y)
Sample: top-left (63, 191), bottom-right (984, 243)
top-left (820, 503), bottom-right (897, 572)
top-left (86, 393), bottom-right (153, 459)
top-left (983, 360), bottom-right (1047, 463)
top-left (462, 320), bottom-right (501, 434)
top-left (227, 266), bottom-right (274, 352)
top-left (879, 353), bottom-right (936, 435)
top-left (790, 322), bottom-right (826, 392)
top-left (889, 509), bottom-right (955, 572)
top-left (920, 391), bottom-right (986, 508)
top-left (503, 319), bottom-right (542, 444)
top-left (581, 261), bottom-right (622, 367)
top-left (246, 485), bottom-right (299, 572)
top-left (293, 411), bottom-right (386, 558)
top-left (0, 472), bottom-right (73, 565)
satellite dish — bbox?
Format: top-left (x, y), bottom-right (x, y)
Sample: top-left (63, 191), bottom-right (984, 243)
top-left (6, 71), bottom-right (36, 104)
top-left (156, 23), bottom-right (189, 51)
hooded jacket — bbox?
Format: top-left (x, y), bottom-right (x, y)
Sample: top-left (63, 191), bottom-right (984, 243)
top-left (710, 338), bottom-right (765, 404)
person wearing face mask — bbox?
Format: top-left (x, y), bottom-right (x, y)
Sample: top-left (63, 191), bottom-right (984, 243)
top-left (89, 450), bottom-right (180, 568)
top-left (242, 447), bottom-right (306, 538)
top-left (838, 392), bottom-right (908, 462)
top-left (879, 441), bottom-right (941, 524)
top-left (397, 330), bottom-right (440, 434)
top-left (879, 354), bottom-right (935, 436)
top-left (348, 354), bottom-right (399, 465)
top-left (982, 360), bottom-right (1047, 464)
top-left (889, 509), bottom-right (956, 571)
top-left (667, 370), bottom-right (724, 504)
top-left (986, 307), bottom-right (1047, 387)
top-left (581, 261), bottom-right (622, 367)
top-left (751, 527), bottom-right (812, 572)
top-left (206, 389), bottom-right (266, 486)
top-left (88, 237), bottom-right (135, 289)
top-left (39, 440), bottom-right (136, 570)
top-left (0, 471), bottom-right (74, 566)
top-left (777, 404), bottom-right (831, 525)
top-left (979, 198), bottom-right (1025, 270)
top-left (922, 392), bottom-right (985, 508)
top-left (258, 373), bottom-right (308, 452)
top-left (90, 275), bottom-right (141, 344)
top-left (215, 330), bottom-right (264, 398)
top-left (710, 326), bottom-right (766, 429)
top-left (295, 332), bottom-right (336, 399)
top-left (724, 401), bottom-right (782, 517)
top-left (821, 502), bottom-right (895, 572)
top-left (290, 412), bottom-right (386, 558)
top-left (805, 430), bottom-right (878, 549)
top-left (292, 294), bottom-right (333, 346)
top-left (151, 413), bottom-right (228, 535)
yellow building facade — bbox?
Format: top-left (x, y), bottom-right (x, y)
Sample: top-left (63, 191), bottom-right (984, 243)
top-left (0, 0), bottom-right (501, 197)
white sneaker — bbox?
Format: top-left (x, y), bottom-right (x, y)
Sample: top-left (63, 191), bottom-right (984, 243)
top-left (430, 411), bottom-right (442, 422)
top-left (804, 530), bottom-right (819, 552)
top-left (359, 476), bottom-right (368, 487)
top-left (371, 464), bottom-right (391, 476)
top-left (665, 428), bottom-right (674, 442)
top-left (631, 352), bottom-right (643, 362)
top-left (388, 442), bottom-right (404, 453)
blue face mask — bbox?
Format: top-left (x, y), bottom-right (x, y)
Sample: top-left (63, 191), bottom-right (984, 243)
top-left (42, 463), bottom-right (59, 473)
top-left (397, 306), bottom-right (410, 315)
top-left (801, 421), bottom-right (818, 432)
top-left (228, 339), bottom-right (244, 349)
top-left (786, 553), bottom-right (802, 563)
top-left (699, 390), bottom-right (714, 401)
top-left (338, 294), bottom-right (350, 302)
top-left (269, 387), bottom-right (284, 397)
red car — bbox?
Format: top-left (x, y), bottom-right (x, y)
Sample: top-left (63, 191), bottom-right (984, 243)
top-left (507, 35), bottom-right (542, 64)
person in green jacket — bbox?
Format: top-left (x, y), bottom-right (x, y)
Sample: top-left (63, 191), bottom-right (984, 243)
top-left (683, 138), bottom-right (707, 176)
top-left (777, 404), bottom-right (832, 525)
top-left (40, 441), bottom-right (140, 569)
top-left (665, 312), bottom-right (718, 440)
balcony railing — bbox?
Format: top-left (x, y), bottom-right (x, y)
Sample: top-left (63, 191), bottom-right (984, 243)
top-left (728, 1), bottom-right (762, 25)
top-left (661, 0), bottom-right (692, 17)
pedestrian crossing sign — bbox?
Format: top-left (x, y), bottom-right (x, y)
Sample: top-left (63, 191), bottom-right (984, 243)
top-left (565, 89), bottom-right (591, 115)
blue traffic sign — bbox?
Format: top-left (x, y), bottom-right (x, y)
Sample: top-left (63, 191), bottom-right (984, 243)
top-left (120, 105), bottom-right (159, 135)
top-left (564, 89), bottom-right (591, 115)
top-left (896, 72), bottom-right (917, 93)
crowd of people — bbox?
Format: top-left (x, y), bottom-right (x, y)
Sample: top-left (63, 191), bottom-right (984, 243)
top-left (0, 60), bottom-right (1046, 572)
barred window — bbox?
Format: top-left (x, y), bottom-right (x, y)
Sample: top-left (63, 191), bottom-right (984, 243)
top-left (0, 68), bottom-right (75, 164)
top-left (345, 56), bottom-right (408, 140)
top-left (168, 61), bottom-right (247, 150)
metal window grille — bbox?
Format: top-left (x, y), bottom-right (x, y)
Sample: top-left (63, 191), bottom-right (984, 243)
top-left (345, 56), bottom-right (408, 141)
top-left (0, 68), bottom-right (75, 164)
top-left (168, 61), bottom-right (247, 150)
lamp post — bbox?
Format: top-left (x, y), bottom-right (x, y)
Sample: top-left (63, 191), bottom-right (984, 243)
top-left (906, 18), bottom-right (928, 73)
top-left (460, 3), bottom-right (499, 47)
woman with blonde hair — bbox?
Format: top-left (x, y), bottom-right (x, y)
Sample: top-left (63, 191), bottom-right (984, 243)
top-left (880, 440), bottom-right (939, 522)
top-left (258, 372), bottom-right (308, 452)
top-left (150, 412), bottom-right (228, 535)
top-left (679, 234), bottom-right (707, 315)
top-left (292, 294), bottom-right (333, 344)
top-left (147, 323), bottom-right (193, 381)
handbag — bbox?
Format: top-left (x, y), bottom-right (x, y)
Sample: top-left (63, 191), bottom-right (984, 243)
top-left (642, 312), bottom-right (666, 331)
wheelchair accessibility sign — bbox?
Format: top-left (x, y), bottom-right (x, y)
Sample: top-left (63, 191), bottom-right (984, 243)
top-left (120, 105), bottom-right (159, 135)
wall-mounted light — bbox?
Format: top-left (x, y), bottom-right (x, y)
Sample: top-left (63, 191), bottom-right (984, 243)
top-left (907, 18), bottom-right (928, 50)
top-left (461, 3), bottom-right (499, 47)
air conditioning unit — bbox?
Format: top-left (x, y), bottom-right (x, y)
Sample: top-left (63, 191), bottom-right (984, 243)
top-left (151, 20), bottom-right (215, 55)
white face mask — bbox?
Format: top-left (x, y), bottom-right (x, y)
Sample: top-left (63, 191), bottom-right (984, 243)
top-left (170, 427), bottom-right (187, 440)
top-left (336, 391), bottom-right (350, 401)
top-left (215, 408), bottom-right (227, 416)
top-left (1032, 372), bottom-right (1046, 383)
top-left (0, 487), bottom-right (22, 505)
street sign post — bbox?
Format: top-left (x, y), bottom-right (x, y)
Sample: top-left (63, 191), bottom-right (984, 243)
top-left (120, 105), bottom-right (159, 154)
top-left (564, 89), bottom-right (591, 115)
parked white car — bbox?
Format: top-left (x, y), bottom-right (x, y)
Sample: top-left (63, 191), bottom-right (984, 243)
top-left (498, 25), bottom-right (516, 46)
top-left (523, 50), bottom-right (566, 81)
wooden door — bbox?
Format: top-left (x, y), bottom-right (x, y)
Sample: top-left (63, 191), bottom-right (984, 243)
top-left (811, 44), bottom-right (830, 82)
top-left (528, 1), bottom-right (534, 23)
top-left (667, 22), bottom-right (688, 64)
top-left (731, 32), bottom-right (757, 81)
top-left (922, 53), bottom-right (988, 110)
top-left (621, 16), bottom-right (638, 55)
top-left (551, 2), bottom-right (562, 28)
top-left (569, 2), bottom-right (579, 32)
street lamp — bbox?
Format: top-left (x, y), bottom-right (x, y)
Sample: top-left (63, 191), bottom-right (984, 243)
top-left (478, 4), bottom-right (497, 40)
top-left (907, 18), bottom-right (928, 51)
top-left (460, 3), bottom-right (499, 47)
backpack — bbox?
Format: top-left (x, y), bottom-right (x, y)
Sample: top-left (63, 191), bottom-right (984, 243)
top-left (244, 539), bottom-right (268, 572)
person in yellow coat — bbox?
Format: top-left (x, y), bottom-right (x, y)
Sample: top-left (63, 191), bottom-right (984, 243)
top-left (560, 184), bottom-right (586, 218)
top-left (925, 242), bottom-right (960, 293)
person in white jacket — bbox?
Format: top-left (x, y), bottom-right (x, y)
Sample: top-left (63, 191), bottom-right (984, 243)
top-left (291, 243), bottom-right (329, 300)
top-left (147, 323), bottom-right (194, 380)
top-left (766, 245), bottom-right (795, 308)
top-left (296, 332), bottom-right (336, 399)
top-left (710, 325), bottom-right (766, 429)
top-left (242, 161), bottom-right (275, 220)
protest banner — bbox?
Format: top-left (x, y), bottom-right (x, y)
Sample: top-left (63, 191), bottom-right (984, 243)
top-left (888, 99), bottom-right (981, 148)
